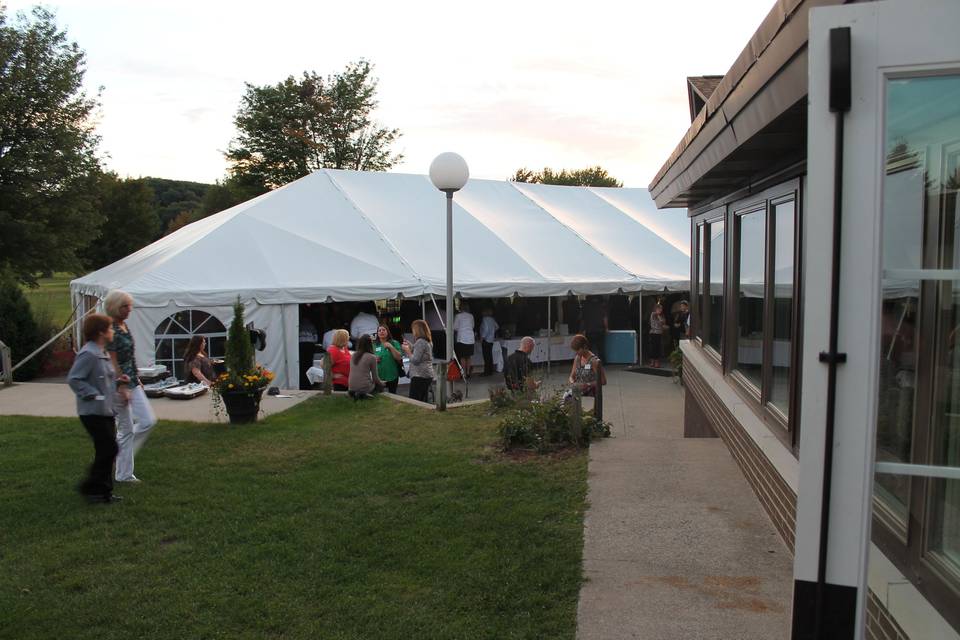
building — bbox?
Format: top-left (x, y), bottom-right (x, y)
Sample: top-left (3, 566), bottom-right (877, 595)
top-left (648, 1), bottom-right (960, 638)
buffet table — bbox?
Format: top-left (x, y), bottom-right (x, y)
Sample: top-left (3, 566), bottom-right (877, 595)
top-left (502, 336), bottom-right (576, 364)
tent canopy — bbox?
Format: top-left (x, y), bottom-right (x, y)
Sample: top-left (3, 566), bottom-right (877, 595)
top-left (72, 169), bottom-right (691, 306)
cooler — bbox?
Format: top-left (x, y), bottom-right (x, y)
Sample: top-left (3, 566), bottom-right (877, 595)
top-left (604, 330), bottom-right (637, 364)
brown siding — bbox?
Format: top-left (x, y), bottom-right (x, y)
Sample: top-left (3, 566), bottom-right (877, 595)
top-left (685, 360), bottom-right (798, 552)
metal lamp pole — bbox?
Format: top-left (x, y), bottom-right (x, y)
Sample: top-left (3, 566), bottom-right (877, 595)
top-left (440, 190), bottom-right (455, 411)
top-left (429, 152), bottom-right (469, 412)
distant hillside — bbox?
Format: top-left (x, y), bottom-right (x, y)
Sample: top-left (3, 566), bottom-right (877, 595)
top-left (141, 177), bottom-right (213, 233)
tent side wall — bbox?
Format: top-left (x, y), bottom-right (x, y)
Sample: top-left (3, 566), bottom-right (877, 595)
top-left (119, 300), bottom-right (297, 391)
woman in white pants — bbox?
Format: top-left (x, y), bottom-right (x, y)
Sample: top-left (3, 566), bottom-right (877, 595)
top-left (104, 290), bottom-right (157, 483)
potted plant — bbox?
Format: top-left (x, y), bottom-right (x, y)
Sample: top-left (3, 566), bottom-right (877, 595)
top-left (212, 297), bottom-right (274, 423)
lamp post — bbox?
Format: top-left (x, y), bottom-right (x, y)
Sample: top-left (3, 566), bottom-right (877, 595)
top-left (429, 152), bottom-right (469, 411)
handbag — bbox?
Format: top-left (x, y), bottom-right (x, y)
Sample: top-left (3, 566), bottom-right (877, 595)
top-left (447, 360), bottom-right (462, 381)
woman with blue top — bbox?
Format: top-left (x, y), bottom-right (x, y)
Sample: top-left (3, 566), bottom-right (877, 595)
top-left (105, 289), bottom-right (157, 483)
top-left (67, 314), bottom-right (123, 504)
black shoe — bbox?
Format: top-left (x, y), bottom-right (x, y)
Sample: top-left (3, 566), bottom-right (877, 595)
top-left (85, 494), bottom-right (123, 504)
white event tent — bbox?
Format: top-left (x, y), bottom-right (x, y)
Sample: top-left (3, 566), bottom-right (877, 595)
top-left (71, 169), bottom-right (690, 388)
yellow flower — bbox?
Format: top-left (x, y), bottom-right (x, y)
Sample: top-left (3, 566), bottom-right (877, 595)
top-left (228, 383), bottom-right (234, 389)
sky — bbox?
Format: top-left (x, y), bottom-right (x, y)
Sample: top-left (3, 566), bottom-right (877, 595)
top-left (6, 0), bottom-right (775, 187)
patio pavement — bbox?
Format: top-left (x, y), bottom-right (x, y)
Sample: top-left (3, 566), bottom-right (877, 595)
top-left (0, 382), bottom-right (318, 422)
top-left (576, 370), bottom-right (793, 639)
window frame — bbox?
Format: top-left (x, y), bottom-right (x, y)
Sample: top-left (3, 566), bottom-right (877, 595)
top-left (701, 209), bottom-right (726, 365)
top-left (730, 201), bottom-right (769, 405)
top-left (153, 310), bottom-right (227, 381)
top-left (871, 112), bottom-right (960, 623)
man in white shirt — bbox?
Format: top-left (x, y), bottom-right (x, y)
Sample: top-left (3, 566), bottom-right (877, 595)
top-left (452, 303), bottom-right (476, 377)
top-left (425, 301), bottom-right (446, 359)
top-left (478, 307), bottom-right (499, 376)
top-left (350, 303), bottom-right (379, 341)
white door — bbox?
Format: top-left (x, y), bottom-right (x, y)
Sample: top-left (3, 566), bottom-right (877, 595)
top-left (798, 1), bottom-right (960, 638)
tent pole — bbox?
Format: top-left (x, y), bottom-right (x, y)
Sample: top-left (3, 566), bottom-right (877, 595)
top-left (638, 292), bottom-right (644, 367)
top-left (547, 297), bottom-right (552, 381)
top-left (421, 296), bottom-right (426, 320)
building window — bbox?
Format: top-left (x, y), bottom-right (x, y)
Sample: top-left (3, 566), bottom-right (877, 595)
top-left (873, 73), bottom-right (960, 613)
top-left (154, 310), bottom-right (227, 380)
top-left (734, 206), bottom-right (766, 391)
top-left (696, 223), bottom-right (706, 339)
top-left (721, 185), bottom-right (799, 439)
top-left (707, 219), bottom-right (725, 356)
top-left (769, 199), bottom-right (796, 417)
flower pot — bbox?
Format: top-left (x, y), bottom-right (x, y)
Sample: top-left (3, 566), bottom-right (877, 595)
top-left (221, 387), bottom-right (265, 424)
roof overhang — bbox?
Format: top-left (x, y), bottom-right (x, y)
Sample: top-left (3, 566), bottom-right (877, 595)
top-left (649, 0), bottom-right (853, 210)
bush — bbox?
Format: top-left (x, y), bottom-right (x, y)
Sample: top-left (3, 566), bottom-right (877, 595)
top-left (488, 385), bottom-right (537, 414)
top-left (498, 393), bottom-right (612, 454)
top-left (0, 274), bottom-right (43, 380)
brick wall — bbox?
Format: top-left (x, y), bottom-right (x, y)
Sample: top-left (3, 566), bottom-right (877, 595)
top-left (866, 590), bottom-right (910, 640)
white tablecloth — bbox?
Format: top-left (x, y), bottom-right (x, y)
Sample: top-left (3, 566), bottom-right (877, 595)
top-left (501, 336), bottom-right (575, 364)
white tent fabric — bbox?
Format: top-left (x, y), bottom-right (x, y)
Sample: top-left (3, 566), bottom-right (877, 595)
top-left (71, 169), bottom-right (690, 387)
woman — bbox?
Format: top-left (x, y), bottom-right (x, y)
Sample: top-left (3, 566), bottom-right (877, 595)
top-left (67, 314), bottom-right (123, 504)
top-left (182, 335), bottom-right (215, 385)
top-left (348, 335), bottom-right (384, 399)
top-left (648, 303), bottom-right (666, 368)
top-left (326, 329), bottom-right (352, 391)
top-left (403, 319), bottom-right (435, 403)
top-left (374, 324), bottom-right (404, 394)
top-left (105, 289), bottom-right (157, 484)
top-left (452, 303), bottom-right (476, 377)
top-left (568, 334), bottom-right (606, 420)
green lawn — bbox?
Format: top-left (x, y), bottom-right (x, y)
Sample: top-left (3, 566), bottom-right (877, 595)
top-left (21, 273), bottom-right (75, 329)
top-left (0, 397), bottom-right (588, 639)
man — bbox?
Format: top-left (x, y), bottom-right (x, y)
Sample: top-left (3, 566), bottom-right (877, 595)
top-left (298, 309), bottom-right (319, 390)
top-left (350, 303), bottom-right (379, 341)
top-left (672, 300), bottom-right (691, 342)
top-left (581, 296), bottom-right (608, 364)
top-left (425, 302), bottom-right (446, 359)
top-left (504, 336), bottom-right (536, 391)
top-left (478, 307), bottom-right (499, 377)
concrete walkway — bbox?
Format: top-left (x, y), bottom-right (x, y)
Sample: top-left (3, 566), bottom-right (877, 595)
top-left (577, 371), bottom-right (792, 639)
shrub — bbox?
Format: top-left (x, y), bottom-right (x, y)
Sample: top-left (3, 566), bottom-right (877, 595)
top-left (488, 385), bottom-right (536, 414)
top-left (0, 274), bottom-right (43, 380)
top-left (498, 393), bottom-right (612, 454)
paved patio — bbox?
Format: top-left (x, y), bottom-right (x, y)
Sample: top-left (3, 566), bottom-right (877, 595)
top-left (576, 370), bottom-right (793, 639)
top-left (0, 382), bottom-right (318, 422)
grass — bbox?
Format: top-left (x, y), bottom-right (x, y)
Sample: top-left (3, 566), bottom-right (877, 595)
top-left (21, 273), bottom-right (75, 330)
top-left (0, 397), bottom-right (588, 639)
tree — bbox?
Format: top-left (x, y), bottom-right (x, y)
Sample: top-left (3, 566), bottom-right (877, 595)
top-left (0, 271), bottom-right (42, 380)
top-left (85, 174), bottom-right (159, 270)
top-left (226, 60), bottom-right (402, 190)
top-left (509, 166), bottom-right (623, 188)
top-left (0, 7), bottom-right (103, 284)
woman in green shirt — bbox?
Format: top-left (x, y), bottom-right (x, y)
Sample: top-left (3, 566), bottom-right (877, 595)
top-left (374, 324), bottom-right (404, 393)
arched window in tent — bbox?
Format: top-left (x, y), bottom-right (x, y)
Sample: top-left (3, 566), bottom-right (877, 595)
top-left (154, 310), bottom-right (227, 380)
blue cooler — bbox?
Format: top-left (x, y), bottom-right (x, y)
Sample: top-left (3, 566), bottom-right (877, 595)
top-left (604, 330), bottom-right (637, 364)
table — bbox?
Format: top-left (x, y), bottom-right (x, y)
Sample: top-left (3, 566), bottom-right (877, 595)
top-left (502, 336), bottom-right (576, 364)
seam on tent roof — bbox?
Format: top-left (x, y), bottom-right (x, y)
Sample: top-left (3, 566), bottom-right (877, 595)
top-left (440, 192), bottom-right (552, 284)
top-left (321, 170), bottom-right (426, 296)
top-left (587, 188), bottom-right (690, 257)
top-left (508, 182), bottom-right (640, 285)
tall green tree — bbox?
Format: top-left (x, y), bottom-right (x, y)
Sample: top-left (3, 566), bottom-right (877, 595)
top-left (85, 174), bottom-right (159, 270)
top-left (226, 60), bottom-right (402, 190)
top-left (0, 7), bottom-right (103, 284)
top-left (509, 166), bottom-right (623, 188)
